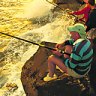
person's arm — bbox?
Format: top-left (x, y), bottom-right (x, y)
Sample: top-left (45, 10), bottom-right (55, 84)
top-left (63, 46), bottom-right (81, 69)
top-left (55, 39), bottom-right (74, 49)
top-left (53, 40), bottom-right (74, 56)
top-left (73, 5), bottom-right (90, 15)
top-left (63, 39), bottom-right (92, 69)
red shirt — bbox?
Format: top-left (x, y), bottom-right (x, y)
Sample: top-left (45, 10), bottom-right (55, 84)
top-left (73, 4), bottom-right (91, 22)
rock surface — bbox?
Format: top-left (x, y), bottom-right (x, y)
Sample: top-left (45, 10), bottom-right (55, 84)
top-left (21, 1), bottom-right (88, 96)
top-left (53, 0), bottom-right (83, 10)
top-left (21, 42), bottom-right (90, 96)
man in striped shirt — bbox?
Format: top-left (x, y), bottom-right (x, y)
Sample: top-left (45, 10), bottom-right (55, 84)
top-left (43, 23), bottom-right (93, 82)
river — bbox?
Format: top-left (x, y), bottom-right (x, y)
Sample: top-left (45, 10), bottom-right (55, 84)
top-left (0, 0), bottom-right (74, 96)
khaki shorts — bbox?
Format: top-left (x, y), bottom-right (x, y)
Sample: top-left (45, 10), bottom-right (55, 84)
top-left (54, 55), bottom-right (90, 78)
top-left (67, 67), bottom-right (90, 78)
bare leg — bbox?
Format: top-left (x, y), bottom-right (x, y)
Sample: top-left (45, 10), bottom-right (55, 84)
top-left (48, 55), bottom-right (56, 77)
top-left (47, 45), bottom-right (73, 77)
top-left (48, 55), bottom-right (67, 77)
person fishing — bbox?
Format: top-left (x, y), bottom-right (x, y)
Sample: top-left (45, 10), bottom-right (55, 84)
top-left (69, 0), bottom-right (95, 23)
top-left (43, 23), bottom-right (93, 82)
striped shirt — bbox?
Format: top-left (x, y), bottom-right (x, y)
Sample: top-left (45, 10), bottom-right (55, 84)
top-left (63, 39), bottom-right (93, 75)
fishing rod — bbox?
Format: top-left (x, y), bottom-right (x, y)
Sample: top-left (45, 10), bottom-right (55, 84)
top-left (46, 0), bottom-right (77, 17)
top-left (46, 0), bottom-right (65, 12)
top-left (46, 0), bottom-right (85, 23)
top-left (0, 32), bottom-right (70, 56)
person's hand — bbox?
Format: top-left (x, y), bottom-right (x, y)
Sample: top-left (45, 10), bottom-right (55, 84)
top-left (55, 43), bottom-right (63, 49)
top-left (68, 12), bottom-right (74, 15)
top-left (52, 48), bottom-right (62, 56)
top-left (78, 18), bottom-right (85, 23)
top-left (55, 40), bottom-right (68, 49)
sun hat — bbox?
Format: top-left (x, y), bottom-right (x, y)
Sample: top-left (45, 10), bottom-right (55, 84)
top-left (67, 23), bottom-right (87, 39)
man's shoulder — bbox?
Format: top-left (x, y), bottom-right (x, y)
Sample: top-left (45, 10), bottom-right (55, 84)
top-left (81, 39), bottom-right (91, 44)
top-left (73, 39), bottom-right (91, 46)
top-left (73, 39), bottom-right (85, 45)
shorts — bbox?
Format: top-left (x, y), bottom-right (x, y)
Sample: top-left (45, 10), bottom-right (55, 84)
top-left (54, 55), bottom-right (90, 78)
top-left (67, 68), bottom-right (90, 78)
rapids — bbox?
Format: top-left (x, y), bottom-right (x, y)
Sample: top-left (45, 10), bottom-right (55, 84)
top-left (0, 0), bottom-right (74, 96)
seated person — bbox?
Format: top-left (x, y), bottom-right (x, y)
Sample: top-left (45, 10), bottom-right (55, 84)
top-left (43, 23), bottom-right (93, 82)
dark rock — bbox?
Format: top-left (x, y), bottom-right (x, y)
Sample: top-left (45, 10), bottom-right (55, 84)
top-left (0, 52), bottom-right (5, 61)
top-left (52, 0), bottom-right (83, 11)
top-left (21, 42), bottom-right (90, 96)
top-left (0, 75), bottom-right (8, 88)
top-left (54, 0), bottom-right (83, 4)
top-left (21, 41), bottom-right (55, 96)
top-left (0, 52), bottom-right (5, 67)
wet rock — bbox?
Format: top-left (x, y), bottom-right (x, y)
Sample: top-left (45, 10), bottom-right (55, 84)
top-left (0, 52), bottom-right (5, 67)
top-left (21, 41), bottom-right (90, 96)
top-left (0, 75), bottom-right (8, 88)
top-left (53, 0), bottom-right (82, 11)
top-left (6, 83), bottom-right (18, 91)
top-left (21, 41), bottom-right (55, 96)
top-left (0, 52), bottom-right (5, 61)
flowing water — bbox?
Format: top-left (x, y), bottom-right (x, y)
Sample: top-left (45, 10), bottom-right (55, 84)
top-left (0, 0), bottom-right (75, 96)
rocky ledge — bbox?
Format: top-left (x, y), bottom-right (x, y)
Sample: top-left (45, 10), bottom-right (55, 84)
top-left (21, 42), bottom-right (90, 96)
top-left (53, 0), bottom-right (83, 10)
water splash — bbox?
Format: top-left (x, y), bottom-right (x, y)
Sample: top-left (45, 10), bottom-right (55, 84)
top-left (5, 13), bottom-right (74, 64)
top-left (0, 0), bottom-right (75, 96)
top-left (16, 0), bottom-right (55, 19)
top-left (1, 16), bottom-right (74, 96)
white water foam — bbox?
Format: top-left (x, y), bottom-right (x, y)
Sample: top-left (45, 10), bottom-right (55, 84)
top-left (16, 0), bottom-right (55, 19)
top-left (0, 14), bottom-right (74, 96)
top-left (0, 0), bottom-right (75, 96)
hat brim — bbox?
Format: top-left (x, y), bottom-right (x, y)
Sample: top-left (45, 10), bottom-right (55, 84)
top-left (67, 26), bottom-right (86, 39)
top-left (67, 26), bottom-right (77, 32)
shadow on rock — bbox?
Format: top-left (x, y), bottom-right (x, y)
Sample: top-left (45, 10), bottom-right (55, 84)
top-left (21, 41), bottom-right (91, 96)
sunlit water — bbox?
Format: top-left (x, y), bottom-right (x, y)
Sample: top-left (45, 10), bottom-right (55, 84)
top-left (0, 0), bottom-right (75, 96)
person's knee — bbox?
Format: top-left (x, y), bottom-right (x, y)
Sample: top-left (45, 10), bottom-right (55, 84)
top-left (48, 55), bottom-right (54, 62)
